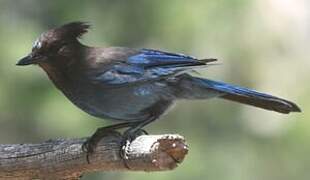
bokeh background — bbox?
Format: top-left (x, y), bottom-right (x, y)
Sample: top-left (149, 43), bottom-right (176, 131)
top-left (0, 0), bottom-right (308, 179)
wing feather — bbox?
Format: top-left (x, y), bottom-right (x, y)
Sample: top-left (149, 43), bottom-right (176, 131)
top-left (92, 48), bottom-right (216, 87)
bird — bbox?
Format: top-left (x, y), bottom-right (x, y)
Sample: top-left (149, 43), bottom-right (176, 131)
top-left (17, 21), bottom-right (301, 158)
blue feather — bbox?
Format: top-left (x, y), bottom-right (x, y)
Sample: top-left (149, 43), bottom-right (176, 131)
top-left (198, 78), bottom-right (276, 98)
top-left (202, 79), bottom-right (274, 98)
top-left (127, 49), bottom-right (201, 68)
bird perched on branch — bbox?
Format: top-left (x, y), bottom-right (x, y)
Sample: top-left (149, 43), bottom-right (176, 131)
top-left (17, 22), bottom-right (301, 158)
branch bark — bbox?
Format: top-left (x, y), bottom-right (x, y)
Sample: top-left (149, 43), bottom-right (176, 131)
top-left (0, 131), bottom-right (188, 180)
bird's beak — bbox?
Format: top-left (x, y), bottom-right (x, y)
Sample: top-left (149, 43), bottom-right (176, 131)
top-left (16, 54), bottom-right (37, 66)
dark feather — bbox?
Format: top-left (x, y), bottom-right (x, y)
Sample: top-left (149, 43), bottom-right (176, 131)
top-left (55, 21), bottom-right (90, 40)
top-left (194, 78), bottom-right (301, 114)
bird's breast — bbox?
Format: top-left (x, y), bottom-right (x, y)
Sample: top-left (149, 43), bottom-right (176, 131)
top-left (64, 82), bottom-right (174, 121)
top-left (39, 63), bottom-right (175, 121)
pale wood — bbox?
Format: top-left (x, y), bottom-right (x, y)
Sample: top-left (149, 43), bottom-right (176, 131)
top-left (0, 131), bottom-right (188, 180)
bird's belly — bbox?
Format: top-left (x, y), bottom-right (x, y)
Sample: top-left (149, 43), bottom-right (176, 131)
top-left (68, 84), bottom-right (174, 121)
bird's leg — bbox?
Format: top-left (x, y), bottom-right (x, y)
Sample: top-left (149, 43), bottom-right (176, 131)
top-left (82, 122), bottom-right (136, 163)
top-left (82, 118), bottom-right (155, 165)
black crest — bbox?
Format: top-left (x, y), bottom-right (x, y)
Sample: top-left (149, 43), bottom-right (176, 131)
top-left (54, 21), bottom-right (91, 40)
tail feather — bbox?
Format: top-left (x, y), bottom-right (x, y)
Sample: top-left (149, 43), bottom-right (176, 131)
top-left (191, 77), bottom-right (301, 114)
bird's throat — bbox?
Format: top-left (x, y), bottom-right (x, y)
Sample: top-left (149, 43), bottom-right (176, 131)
top-left (39, 63), bottom-right (71, 91)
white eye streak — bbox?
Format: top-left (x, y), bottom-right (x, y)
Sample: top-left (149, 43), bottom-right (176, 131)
top-left (32, 38), bottom-right (42, 49)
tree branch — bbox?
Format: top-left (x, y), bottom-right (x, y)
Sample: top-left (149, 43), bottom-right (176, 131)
top-left (0, 131), bottom-right (188, 180)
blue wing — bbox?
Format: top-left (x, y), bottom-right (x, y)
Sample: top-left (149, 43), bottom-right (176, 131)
top-left (128, 49), bottom-right (204, 67)
top-left (92, 48), bottom-right (216, 86)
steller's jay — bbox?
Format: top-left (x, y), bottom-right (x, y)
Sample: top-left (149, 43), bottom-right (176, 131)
top-left (17, 22), bottom-right (301, 158)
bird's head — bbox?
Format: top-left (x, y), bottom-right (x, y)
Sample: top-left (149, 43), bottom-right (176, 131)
top-left (17, 21), bottom-right (90, 66)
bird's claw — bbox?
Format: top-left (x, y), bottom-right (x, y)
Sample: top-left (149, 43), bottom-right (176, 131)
top-left (120, 128), bottom-right (148, 161)
top-left (82, 128), bottom-right (116, 164)
top-left (82, 138), bottom-right (94, 153)
top-left (82, 126), bottom-right (148, 165)
top-left (82, 138), bottom-right (96, 163)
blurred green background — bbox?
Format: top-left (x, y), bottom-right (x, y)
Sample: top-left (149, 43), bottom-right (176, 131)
top-left (0, 0), bottom-right (308, 179)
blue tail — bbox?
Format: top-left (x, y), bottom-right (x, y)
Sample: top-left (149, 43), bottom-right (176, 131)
top-left (187, 77), bottom-right (301, 114)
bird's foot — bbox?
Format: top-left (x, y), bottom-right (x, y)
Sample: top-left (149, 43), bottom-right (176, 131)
top-left (120, 128), bottom-right (148, 162)
top-left (82, 127), bottom-right (117, 163)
